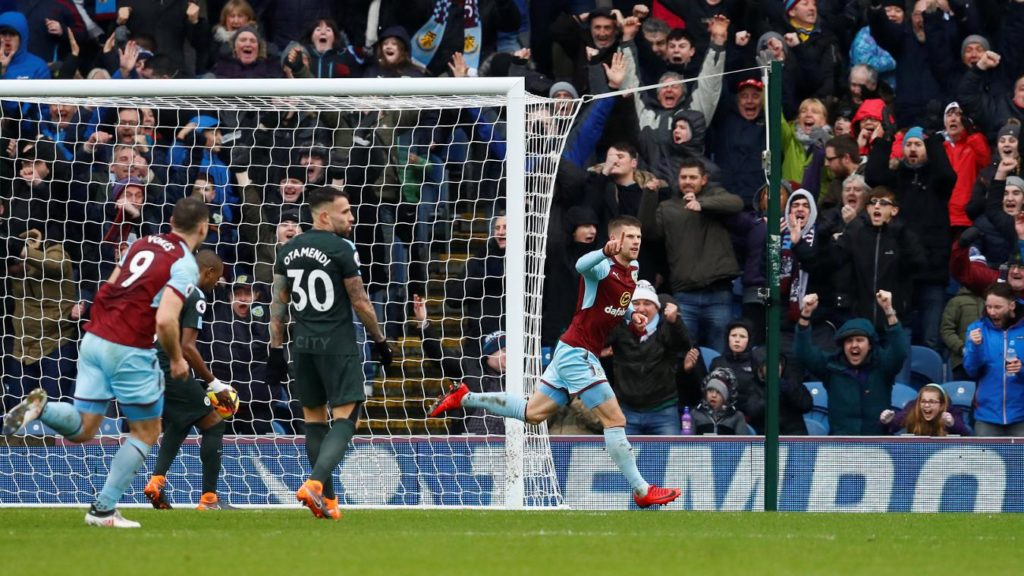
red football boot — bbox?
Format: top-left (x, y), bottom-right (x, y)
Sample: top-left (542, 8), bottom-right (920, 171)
top-left (634, 485), bottom-right (681, 508)
top-left (428, 383), bottom-right (470, 417)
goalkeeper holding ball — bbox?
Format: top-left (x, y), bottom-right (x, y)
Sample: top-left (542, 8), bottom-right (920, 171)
top-left (144, 250), bottom-right (236, 510)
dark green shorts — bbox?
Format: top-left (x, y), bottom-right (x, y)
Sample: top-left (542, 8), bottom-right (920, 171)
top-left (291, 353), bottom-right (364, 408)
top-left (162, 375), bottom-right (214, 429)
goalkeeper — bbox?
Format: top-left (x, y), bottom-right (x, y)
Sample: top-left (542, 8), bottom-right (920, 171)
top-left (144, 250), bottom-right (234, 510)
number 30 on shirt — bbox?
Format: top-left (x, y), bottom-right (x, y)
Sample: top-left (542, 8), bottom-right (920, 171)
top-left (286, 269), bottom-right (335, 312)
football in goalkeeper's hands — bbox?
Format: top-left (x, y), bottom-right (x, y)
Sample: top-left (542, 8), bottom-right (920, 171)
top-left (207, 387), bottom-right (240, 419)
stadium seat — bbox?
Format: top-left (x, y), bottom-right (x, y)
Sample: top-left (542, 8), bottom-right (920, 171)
top-left (700, 347), bottom-right (720, 372)
top-left (98, 418), bottom-right (121, 436)
top-left (891, 383), bottom-right (917, 410)
top-left (942, 380), bottom-right (976, 408)
top-left (804, 411), bottom-right (829, 436)
top-left (802, 382), bottom-right (829, 435)
top-left (22, 420), bottom-right (56, 436)
top-left (804, 381), bottom-right (827, 410)
top-left (910, 345), bottom-right (945, 386)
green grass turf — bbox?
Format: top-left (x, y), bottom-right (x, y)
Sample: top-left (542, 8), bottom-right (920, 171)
top-left (0, 509), bottom-right (1021, 576)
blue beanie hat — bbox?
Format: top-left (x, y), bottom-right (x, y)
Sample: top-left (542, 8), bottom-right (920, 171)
top-left (481, 331), bottom-right (506, 356)
top-left (784, 0), bottom-right (800, 12)
top-left (903, 126), bottom-right (925, 143)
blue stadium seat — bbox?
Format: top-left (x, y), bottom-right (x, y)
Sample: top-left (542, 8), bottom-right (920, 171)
top-left (22, 420), bottom-right (56, 436)
top-left (802, 382), bottom-right (829, 435)
top-left (942, 380), bottom-right (976, 408)
top-left (910, 345), bottom-right (945, 386)
top-left (804, 381), bottom-right (827, 410)
top-left (700, 347), bottom-right (720, 372)
top-left (891, 382), bottom-right (917, 410)
top-left (98, 418), bottom-right (121, 436)
top-left (804, 412), bottom-right (829, 436)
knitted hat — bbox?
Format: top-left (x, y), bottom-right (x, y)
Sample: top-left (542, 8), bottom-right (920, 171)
top-left (961, 34), bottom-right (990, 56)
top-left (379, 26), bottom-right (410, 50)
top-left (631, 280), bottom-right (661, 309)
top-left (481, 330), bottom-right (506, 356)
top-left (903, 126), bottom-right (925, 143)
top-left (548, 81), bottom-right (579, 99)
top-left (783, 0), bottom-right (800, 13)
top-left (231, 25), bottom-right (262, 48)
top-left (1007, 176), bottom-right (1024, 192)
top-left (944, 101), bottom-right (960, 116)
top-left (703, 367), bottom-right (737, 403)
top-left (968, 246), bottom-right (988, 265)
top-left (998, 120), bottom-right (1021, 141)
top-left (278, 208), bottom-right (301, 224)
top-left (705, 378), bottom-right (730, 402)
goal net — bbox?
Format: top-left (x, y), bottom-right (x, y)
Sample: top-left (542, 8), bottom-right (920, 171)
top-left (0, 78), bottom-right (580, 508)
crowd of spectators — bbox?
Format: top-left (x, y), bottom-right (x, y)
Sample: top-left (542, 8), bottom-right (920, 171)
top-left (1, 0), bottom-right (1023, 437)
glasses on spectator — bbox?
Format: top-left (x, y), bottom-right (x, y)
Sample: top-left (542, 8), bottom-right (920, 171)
top-left (825, 155), bottom-right (839, 162)
top-left (919, 399), bottom-right (941, 405)
top-left (868, 198), bottom-right (894, 207)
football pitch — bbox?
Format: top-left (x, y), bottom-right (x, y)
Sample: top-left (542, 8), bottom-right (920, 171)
top-left (1, 509), bottom-right (1022, 576)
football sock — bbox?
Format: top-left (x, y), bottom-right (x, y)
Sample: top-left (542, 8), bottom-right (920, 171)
top-left (462, 392), bottom-right (527, 421)
top-left (95, 436), bottom-right (151, 512)
top-left (304, 422), bottom-right (335, 499)
top-left (39, 402), bottom-right (83, 438)
top-left (153, 424), bottom-right (188, 477)
top-left (200, 420), bottom-right (226, 495)
top-left (311, 419), bottom-right (355, 488)
top-left (603, 427), bottom-right (649, 497)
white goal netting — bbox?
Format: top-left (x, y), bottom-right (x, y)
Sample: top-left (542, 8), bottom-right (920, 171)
top-left (0, 80), bottom-right (580, 508)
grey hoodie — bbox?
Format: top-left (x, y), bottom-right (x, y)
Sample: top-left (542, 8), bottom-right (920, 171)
top-left (784, 187), bottom-right (819, 238)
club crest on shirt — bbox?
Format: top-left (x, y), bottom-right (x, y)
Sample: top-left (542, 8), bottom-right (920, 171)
top-left (619, 292), bottom-right (631, 307)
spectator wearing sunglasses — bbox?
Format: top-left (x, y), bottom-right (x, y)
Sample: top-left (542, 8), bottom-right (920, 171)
top-left (829, 186), bottom-right (928, 332)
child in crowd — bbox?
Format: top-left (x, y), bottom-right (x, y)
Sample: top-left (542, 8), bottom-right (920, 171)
top-left (880, 383), bottom-right (971, 436)
top-left (691, 368), bottom-right (750, 435)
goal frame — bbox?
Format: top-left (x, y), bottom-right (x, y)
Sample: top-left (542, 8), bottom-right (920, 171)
top-left (0, 77), bottom-right (532, 509)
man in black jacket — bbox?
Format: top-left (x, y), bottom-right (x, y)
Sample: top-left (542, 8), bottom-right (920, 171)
top-left (865, 127), bottom-right (956, 350)
top-left (604, 282), bottom-right (691, 435)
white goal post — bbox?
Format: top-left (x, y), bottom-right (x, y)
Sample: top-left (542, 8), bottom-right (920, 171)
top-left (0, 77), bottom-right (578, 509)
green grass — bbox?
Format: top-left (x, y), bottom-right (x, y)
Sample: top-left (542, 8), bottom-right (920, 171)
top-left (1, 509), bottom-right (1021, 576)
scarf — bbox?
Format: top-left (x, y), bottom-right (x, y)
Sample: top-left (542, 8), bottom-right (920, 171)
top-left (639, 313), bottom-right (660, 343)
top-left (412, 0), bottom-right (482, 74)
top-left (779, 225), bottom-right (815, 322)
top-left (794, 124), bottom-right (832, 152)
top-left (789, 19), bottom-right (818, 43)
